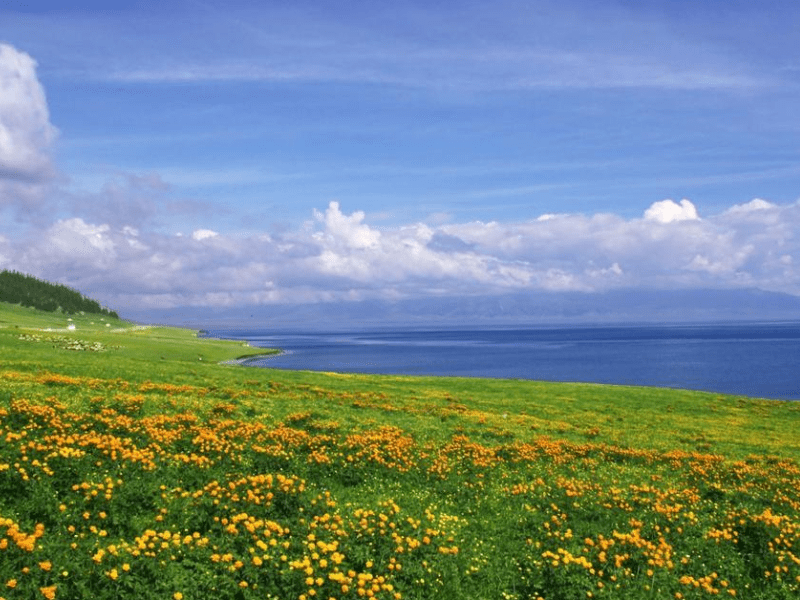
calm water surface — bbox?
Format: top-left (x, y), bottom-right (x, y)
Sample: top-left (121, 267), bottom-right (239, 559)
top-left (207, 323), bottom-right (800, 400)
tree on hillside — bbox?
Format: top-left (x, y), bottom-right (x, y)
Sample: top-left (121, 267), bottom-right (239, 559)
top-left (0, 270), bottom-right (119, 318)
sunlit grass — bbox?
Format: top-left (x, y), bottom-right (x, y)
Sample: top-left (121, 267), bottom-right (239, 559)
top-left (1, 303), bottom-right (799, 599)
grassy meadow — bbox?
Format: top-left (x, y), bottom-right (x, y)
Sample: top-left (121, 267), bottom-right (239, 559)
top-left (1, 302), bottom-right (799, 600)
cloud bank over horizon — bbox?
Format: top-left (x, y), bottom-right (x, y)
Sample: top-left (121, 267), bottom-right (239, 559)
top-left (1, 41), bottom-right (799, 316)
top-left (4, 194), bottom-right (800, 313)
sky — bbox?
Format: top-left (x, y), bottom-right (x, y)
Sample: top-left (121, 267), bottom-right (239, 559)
top-left (1, 0), bottom-right (800, 317)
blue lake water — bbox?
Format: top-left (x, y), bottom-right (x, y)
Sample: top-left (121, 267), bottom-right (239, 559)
top-left (206, 322), bottom-right (800, 400)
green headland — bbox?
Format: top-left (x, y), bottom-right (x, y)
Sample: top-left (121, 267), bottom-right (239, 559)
top-left (1, 295), bottom-right (798, 599)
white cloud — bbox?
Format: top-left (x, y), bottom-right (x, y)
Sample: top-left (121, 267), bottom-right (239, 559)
top-left (587, 262), bottom-right (623, 279)
top-left (0, 234), bottom-right (11, 269)
top-left (0, 44), bottom-right (56, 184)
top-left (313, 201), bottom-right (381, 250)
top-left (4, 198), bottom-right (800, 312)
top-left (724, 198), bottom-right (776, 213)
top-left (643, 199), bottom-right (700, 223)
top-left (686, 249), bottom-right (752, 276)
top-left (29, 218), bottom-right (117, 270)
top-left (50, 218), bottom-right (114, 252)
top-left (192, 229), bottom-right (220, 241)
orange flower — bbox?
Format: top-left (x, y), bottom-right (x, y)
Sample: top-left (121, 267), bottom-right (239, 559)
top-left (40, 586), bottom-right (57, 600)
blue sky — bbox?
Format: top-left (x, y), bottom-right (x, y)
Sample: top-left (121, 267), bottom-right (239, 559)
top-left (2, 1), bottom-right (800, 314)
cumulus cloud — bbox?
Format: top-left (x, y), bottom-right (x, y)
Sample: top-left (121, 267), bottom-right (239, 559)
top-left (725, 198), bottom-right (776, 213)
top-left (32, 218), bottom-right (117, 270)
top-left (643, 199), bottom-right (700, 223)
top-left (313, 201), bottom-right (381, 250)
top-left (0, 43), bottom-right (56, 184)
top-left (5, 197), bottom-right (800, 313)
top-left (0, 43), bottom-right (59, 219)
top-left (192, 229), bottom-right (219, 241)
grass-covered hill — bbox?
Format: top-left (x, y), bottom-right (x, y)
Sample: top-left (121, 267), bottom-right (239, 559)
top-left (1, 302), bottom-right (799, 600)
top-left (0, 270), bottom-right (118, 318)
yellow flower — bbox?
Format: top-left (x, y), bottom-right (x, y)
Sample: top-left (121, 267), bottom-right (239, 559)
top-left (173, 594), bottom-right (183, 600)
top-left (40, 586), bottom-right (57, 600)
top-left (6, 580), bottom-right (17, 589)
top-left (39, 561), bottom-right (52, 571)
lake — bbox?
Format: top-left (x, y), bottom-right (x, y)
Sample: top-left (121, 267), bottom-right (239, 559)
top-left (205, 322), bottom-right (800, 400)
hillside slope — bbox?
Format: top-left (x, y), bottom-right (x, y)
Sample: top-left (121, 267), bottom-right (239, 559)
top-left (0, 300), bottom-right (798, 600)
top-left (0, 270), bottom-right (118, 318)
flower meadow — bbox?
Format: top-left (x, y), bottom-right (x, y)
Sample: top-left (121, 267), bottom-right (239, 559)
top-left (1, 366), bottom-right (799, 600)
top-left (1, 311), bottom-right (799, 600)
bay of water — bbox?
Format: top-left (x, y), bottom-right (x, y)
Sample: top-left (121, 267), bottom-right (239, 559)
top-left (207, 322), bottom-right (800, 400)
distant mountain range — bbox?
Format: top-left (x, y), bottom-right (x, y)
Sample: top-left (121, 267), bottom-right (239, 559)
top-left (122, 288), bottom-right (800, 330)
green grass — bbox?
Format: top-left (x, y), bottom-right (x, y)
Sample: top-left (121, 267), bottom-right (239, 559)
top-left (1, 302), bottom-right (799, 600)
top-left (0, 302), bottom-right (277, 380)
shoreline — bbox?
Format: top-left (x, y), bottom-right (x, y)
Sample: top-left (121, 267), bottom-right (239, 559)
top-left (214, 334), bottom-right (284, 365)
top-left (220, 348), bottom-right (285, 366)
